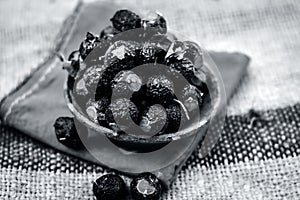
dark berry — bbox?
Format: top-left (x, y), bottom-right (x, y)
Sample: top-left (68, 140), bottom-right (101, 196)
top-left (137, 43), bottom-right (166, 65)
top-left (63, 51), bottom-right (81, 87)
top-left (86, 98), bottom-right (110, 124)
top-left (111, 82), bottom-right (132, 98)
top-left (110, 9), bottom-right (141, 32)
top-left (96, 97), bottom-right (110, 114)
top-left (166, 54), bottom-right (196, 84)
top-left (130, 172), bottom-right (162, 200)
top-left (96, 97), bottom-right (111, 126)
top-left (182, 84), bottom-right (202, 113)
top-left (95, 77), bottom-right (112, 101)
top-left (146, 75), bottom-right (174, 104)
top-left (75, 58), bottom-right (109, 100)
top-left (104, 41), bottom-right (139, 79)
top-left (142, 11), bottom-right (167, 34)
top-left (53, 117), bottom-right (83, 149)
top-left (182, 41), bottom-right (203, 67)
top-left (140, 105), bottom-right (167, 135)
top-left (93, 174), bottom-right (127, 200)
top-left (165, 103), bottom-right (182, 133)
top-left (106, 98), bottom-right (139, 132)
top-left (112, 70), bottom-right (142, 93)
top-left (150, 34), bottom-right (176, 52)
top-left (82, 64), bottom-right (106, 93)
top-left (66, 50), bottom-right (81, 77)
top-left (98, 41), bottom-right (140, 99)
top-left (166, 40), bottom-right (202, 66)
top-left (165, 40), bottom-right (186, 58)
top-left (105, 40), bottom-right (138, 66)
top-left (111, 70), bottom-right (142, 99)
top-left (79, 32), bottom-right (100, 60)
top-left (190, 69), bottom-right (209, 89)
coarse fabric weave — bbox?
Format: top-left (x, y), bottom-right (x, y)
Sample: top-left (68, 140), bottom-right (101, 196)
top-left (0, 104), bottom-right (300, 199)
top-left (0, 0), bottom-right (300, 199)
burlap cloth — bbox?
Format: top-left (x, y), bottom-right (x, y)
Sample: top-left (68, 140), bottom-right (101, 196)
top-left (0, 0), bottom-right (300, 199)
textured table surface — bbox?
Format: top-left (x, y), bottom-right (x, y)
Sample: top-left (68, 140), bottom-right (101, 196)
top-left (0, 0), bottom-right (300, 199)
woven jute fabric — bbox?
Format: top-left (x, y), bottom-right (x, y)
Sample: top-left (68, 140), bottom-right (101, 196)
top-left (1, 156), bottom-right (300, 199)
top-left (0, 0), bottom-right (300, 199)
top-left (0, 104), bottom-right (300, 199)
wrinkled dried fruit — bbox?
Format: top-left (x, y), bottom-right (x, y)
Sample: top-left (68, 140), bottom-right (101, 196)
top-left (182, 84), bottom-right (202, 113)
top-left (142, 11), bottom-right (167, 34)
top-left (131, 172), bottom-right (162, 200)
top-left (79, 32), bottom-right (100, 60)
top-left (106, 98), bottom-right (139, 132)
top-left (165, 102), bottom-right (182, 133)
top-left (166, 54), bottom-right (196, 84)
top-left (140, 105), bottom-right (167, 135)
top-left (111, 9), bottom-right (141, 32)
top-left (93, 174), bottom-right (127, 200)
top-left (82, 64), bottom-right (106, 94)
top-left (53, 117), bottom-right (83, 149)
top-left (146, 75), bottom-right (175, 104)
top-left (137, 43), bottom-right (166, 65)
